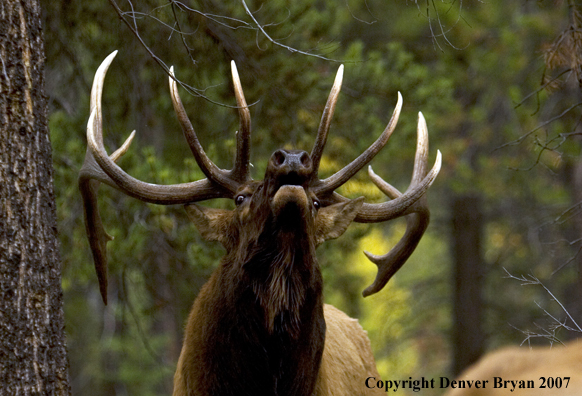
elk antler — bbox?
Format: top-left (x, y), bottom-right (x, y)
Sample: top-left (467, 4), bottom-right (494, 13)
top-left (359, 112), bottom-right (438, 296)
top-left (308, 66), bottom-right (442, 297)
top-left (311, 65), bottom-right (344, 180)
top-left (79, 51), bottom-right (251, 303)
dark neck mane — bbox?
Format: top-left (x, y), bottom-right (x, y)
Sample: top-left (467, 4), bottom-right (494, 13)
top-left (243, 225), bottom-right (319, 338)
top-left (191, 186), bottom-right (326, 396)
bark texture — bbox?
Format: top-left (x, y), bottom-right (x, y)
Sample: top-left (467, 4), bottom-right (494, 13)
top-left (451, 194), bottom-right (485, 376)
top-left (0, 1), bottom-right (70, 394)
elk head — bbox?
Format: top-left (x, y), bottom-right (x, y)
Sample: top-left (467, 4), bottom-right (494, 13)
top-left (79, 50), bottom-right (441, 307)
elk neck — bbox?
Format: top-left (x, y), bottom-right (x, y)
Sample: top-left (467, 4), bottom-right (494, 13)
top-left (191, 181), bottom-right (326, 395)
top-left (227, 179), bottom-right (323, 339)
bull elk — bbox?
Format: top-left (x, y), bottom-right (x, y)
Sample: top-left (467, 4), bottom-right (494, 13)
top-left (444, 340), bottom-right (582, 396)
top-left (79, 51), bottom-right (441, 396)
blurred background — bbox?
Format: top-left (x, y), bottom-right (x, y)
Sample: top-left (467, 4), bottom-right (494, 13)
top-left (42, 1), bottom-right (582, 394)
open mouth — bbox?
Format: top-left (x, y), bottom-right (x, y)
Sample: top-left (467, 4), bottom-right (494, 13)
top-left (276, 171), bottom-right (307, 188)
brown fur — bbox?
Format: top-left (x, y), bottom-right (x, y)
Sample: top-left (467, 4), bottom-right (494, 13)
top-left (172, 151), bottom-right (382, 396)
top-left (445, 340), bottom-right (582, 396)
top-left (314, 305), bottom-right (384, 396)
top-left (174, 304), bottom-right (384, 396)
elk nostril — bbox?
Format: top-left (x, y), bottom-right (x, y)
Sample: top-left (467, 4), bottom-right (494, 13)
top-left (299, 152), bottom-right (312, 168)
top-left (273, 150), bottom-right (286, 166)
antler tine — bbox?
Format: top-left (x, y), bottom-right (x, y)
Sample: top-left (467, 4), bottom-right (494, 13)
top-left (79, 128), bottom-right (136, 305)
top-left (359, 112), bottom-right (440, 297)
top-left (80, 52), bottom-right (239, 303)
top-left (357, 111), bottom-right (430, 205)
top-left (90, 51), bottom-right (117, 119)
top-left (361, 166), bottom-right (430, 297)
top-left (352, 112), bottom-right (441, 223)
top-left (230, 61), bottom-right (252, 182)
top-left (362, 207), bottom-right (429, 297)
top-left (311, 65), bottom-right (344, 179)
top-left (169, 67), bottom-right (240, 192)
top-left (312, 93), bottom-right (403, 196)
top-left (411, 111), bottom-right (429, 183)
top-left (85, 54), bottom-right (225, 204)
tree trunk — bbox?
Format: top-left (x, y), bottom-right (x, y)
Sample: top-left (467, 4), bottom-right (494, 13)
top-left (451, 194), bottom-right (485, 376)
top-left (569, 158), bottom-right (582, 328)
top-left (0, 1), bottom-right (70, 394)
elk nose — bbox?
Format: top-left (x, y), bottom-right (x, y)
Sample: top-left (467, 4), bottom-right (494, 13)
top-left (269, 149), bottom-right (313, 183)
top-left (272, 149), bottom-right (312, 170)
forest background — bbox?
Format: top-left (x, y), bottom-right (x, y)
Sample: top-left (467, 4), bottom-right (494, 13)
top-left (40, 0), bottom-right (582, 395)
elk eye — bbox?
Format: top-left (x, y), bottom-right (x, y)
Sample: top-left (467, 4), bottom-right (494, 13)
top-left (313, 199), bottom-right (321, 210)
top-left (235, 195), bottom-right (246, 206)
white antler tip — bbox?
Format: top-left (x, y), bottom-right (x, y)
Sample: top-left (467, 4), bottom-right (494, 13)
top-left (332, 64), bottom-right (344, 89)
top-left (395, 92), bottom-right (403, 110)
top-left (433, 150), bottom-right (443, 174)
top-left (168, 66), bottom-right (178, 97)
top-left (100, 50), bottom-right (118, 73)
top-left (417, 112), bottom-right (428, 135)
top-left (107, 50), bottom-right (118, 61)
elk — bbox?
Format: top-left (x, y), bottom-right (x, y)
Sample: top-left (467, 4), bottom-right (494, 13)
top-left (79, 51), bottom-right (441, 396)
top-left (444, 340), bottom-right (582, 396)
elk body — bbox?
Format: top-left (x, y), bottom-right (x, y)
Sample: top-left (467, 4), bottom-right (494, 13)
top-left (444, 340), bottom-right (582, 396)
top-left (80, 51), bottom-right (441, 396)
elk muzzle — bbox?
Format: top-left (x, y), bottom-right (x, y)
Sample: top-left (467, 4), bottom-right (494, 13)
top-left (271, 185), bottom-right (310, 219)
top-left (267, 149), bottom-right (313, 188)
top-left (266, 149), bottom-right (315, 226)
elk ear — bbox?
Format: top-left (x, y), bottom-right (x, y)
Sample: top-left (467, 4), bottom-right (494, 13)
top-left (185, 203), bottom-right (233, 247)
top-left (315, 197), bottom-right (364, 245)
